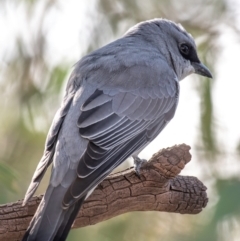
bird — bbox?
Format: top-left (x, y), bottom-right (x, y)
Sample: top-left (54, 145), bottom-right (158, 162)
top-left (22, 18), bottom-right (212, 241)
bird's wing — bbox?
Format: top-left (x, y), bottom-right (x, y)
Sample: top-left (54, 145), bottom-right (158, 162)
top-left (23, 79), bottom-right (77, 205)
top-left (62, 61), bottom-right (179, 208)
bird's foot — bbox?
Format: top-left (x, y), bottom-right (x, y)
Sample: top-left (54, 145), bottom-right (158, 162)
top-left (133, 156), bottom-right (147, 177)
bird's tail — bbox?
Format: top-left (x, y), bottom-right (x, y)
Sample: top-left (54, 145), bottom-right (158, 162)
top-left (22, 184), bottom-right (85, 241)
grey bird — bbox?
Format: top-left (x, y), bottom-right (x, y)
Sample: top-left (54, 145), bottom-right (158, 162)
top-left (22, 18), bottom-right (212, 241)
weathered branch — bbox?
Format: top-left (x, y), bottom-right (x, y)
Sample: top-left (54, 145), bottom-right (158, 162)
top-left (0, 144), bottom-right (208, 241)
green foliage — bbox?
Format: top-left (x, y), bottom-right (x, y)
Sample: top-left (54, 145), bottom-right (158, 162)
top-left (0, 163), bottom-right (18, 203)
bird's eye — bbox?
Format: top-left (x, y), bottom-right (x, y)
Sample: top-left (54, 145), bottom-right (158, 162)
top-left (179, 44), bottom-right (190, 55)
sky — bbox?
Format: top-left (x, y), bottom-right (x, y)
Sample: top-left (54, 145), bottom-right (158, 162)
top-left (1, 0), bottom-right (240, 180)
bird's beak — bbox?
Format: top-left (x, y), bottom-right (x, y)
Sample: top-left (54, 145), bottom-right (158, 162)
top-left (192, 62), bottom-right (213, 78)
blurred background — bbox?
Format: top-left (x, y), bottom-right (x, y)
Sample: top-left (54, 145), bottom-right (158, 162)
top-left (1, 0), bottom-right (240, 240)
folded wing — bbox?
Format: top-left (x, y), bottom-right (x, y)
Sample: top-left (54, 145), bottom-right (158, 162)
top-left (63, 79), bottom-right (178, 208)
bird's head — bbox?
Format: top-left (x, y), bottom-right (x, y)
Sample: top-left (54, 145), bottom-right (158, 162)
top-left (127, 19), bottom-right (212, 81)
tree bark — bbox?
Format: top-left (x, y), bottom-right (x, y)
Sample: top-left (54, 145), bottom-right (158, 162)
top-left (0, 144), bottom-right (208, 241)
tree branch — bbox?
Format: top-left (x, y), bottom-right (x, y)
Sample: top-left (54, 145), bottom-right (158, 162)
top-left (0, 144), bottom-right (208, 241)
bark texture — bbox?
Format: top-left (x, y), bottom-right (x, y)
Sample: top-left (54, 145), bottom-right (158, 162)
top-left (0, 144), bottom-right (208, 241)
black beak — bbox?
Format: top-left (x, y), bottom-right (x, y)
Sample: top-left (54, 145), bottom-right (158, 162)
top-left (192, 62), bottom-right (213, 78)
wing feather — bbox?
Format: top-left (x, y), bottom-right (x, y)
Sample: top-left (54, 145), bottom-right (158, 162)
top-left (23, 94), bottom-right (74, 205)
top-left (121, 96), bottom-right (144, 116)
top-left (79, 114), bottom-right (122, 138)
top-left (78, 101), bottom-right (113, 128)
top-left (81, 94), bottom-right (111, 111)
top-left (63, 131), bottom-right (147, 208)
top-left (62, 81), bottom-right (178, 208)
top-left (130, 98), bottom-right (153, 119)
top-left (112, 92), bottom-right (137, 113)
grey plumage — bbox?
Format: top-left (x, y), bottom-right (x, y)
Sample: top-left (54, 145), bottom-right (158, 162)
top-left (22, 18), bottom-right (212, 241)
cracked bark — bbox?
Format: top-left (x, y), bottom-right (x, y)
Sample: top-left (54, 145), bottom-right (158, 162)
top-left (0, 144), bottom-right (208, 241)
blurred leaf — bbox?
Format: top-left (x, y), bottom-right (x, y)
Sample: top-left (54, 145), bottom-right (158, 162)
top-left (0, 162), bottom-right (18, 192)
top-left (47, 65), bottom-right (69, 94)
top-left (0, 162), bottom-right (19, 204)
top-left (214, 179), bottom-right (240, 219)
top-left (200, 77), bottom-right (218, 158)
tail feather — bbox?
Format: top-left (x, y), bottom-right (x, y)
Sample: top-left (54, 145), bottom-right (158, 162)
top-left (22, 185), bottom-right (85, 241)
top-left (53, 197), bottom-right (85, 241)
top-left (22, 151), bottom-right (54, 206)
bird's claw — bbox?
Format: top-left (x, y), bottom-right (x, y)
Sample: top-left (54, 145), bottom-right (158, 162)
top-left (133, 157), bottom-right (147, 177)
